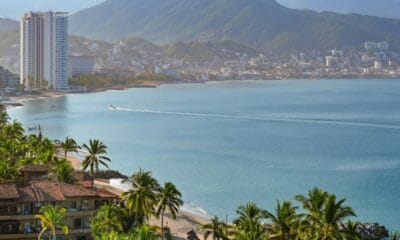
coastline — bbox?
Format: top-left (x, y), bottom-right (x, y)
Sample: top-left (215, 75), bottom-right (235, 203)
top-left (66, 155), bottom-right (210, 239)
top-left (3, 78), bottom-right (400, 111)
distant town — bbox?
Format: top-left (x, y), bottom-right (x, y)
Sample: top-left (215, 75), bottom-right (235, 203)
top-left (1, 11), bottom-right (400, 99)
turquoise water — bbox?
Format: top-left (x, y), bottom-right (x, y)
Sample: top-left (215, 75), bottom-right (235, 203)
top-left (9, 79), bottom-right (400, 230)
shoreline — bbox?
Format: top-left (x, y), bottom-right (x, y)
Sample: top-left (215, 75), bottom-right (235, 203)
top-left (4, 78), bottom-right (400, 111)
top-left (67, 155), bottom-right (211, 238)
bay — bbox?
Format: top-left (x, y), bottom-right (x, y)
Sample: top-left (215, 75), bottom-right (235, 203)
top-left (9, 79), bottom-right (400, 230)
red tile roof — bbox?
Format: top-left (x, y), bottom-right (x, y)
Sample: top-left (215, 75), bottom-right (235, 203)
top-left (0, 184), bottom-right (19, 199)
top-left (0, 181), bottom-right (118, 203)
top-left (60, 183), bottom-right (97, 198)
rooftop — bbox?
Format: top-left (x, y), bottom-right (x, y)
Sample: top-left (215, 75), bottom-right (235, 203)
top-left (0, 181), bottom-right (118, 202)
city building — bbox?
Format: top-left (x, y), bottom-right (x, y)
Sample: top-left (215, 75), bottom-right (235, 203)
top-left (325, 56), bottom-right (338, 68)
top-left (0, 165), bottom-right (118, 240)
top-left (365, 42), bottom-right (378, 51)
top-left (377, 41), bottom-right (389, 51)
top-left (20, 12), bottom-right (69, 91)
top-left (68, 55), bottom-right (96, 77)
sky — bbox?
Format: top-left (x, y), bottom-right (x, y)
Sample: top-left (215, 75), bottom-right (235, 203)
top-left (0, 0), bottom-right (105, 19)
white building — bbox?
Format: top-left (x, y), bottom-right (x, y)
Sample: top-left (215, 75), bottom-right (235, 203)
top-left (377, 41), bottom-right (389, 51)
top-left (68, 55), bottom-right (96, 77)
top-left (365, 42), bottom-right (377, 51)
top-left (20, 11), bottom-right (69, 91)
top-left (374, 61), bottom-right (383, 69)
top-left (326, 56), bottom-right (338, 68)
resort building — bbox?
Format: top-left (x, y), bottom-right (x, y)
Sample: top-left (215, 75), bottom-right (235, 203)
top-left (0, 165), bottom-right (118, 240)
top-left (20, 12), bottom-right (69, 91)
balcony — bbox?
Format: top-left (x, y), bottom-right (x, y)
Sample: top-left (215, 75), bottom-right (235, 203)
top-left (0, 226), bottom-right (92, 239)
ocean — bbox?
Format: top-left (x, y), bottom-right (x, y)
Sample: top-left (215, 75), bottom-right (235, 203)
top-left (8, 79), bottom-right (400, 230)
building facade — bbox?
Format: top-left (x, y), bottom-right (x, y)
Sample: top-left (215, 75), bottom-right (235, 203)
top-left (0, 165), bottom-right (118, 240)
top-left (20, 12), bottom-right (69, 91)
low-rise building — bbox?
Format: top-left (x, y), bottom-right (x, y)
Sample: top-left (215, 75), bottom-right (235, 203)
top-left (0, 165), bottom-right (118, 240)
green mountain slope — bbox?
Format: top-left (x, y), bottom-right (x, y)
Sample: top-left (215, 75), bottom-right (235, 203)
top-left (69, 0), bottom-right (400, 52)
top-left (164, 40), bottom-right (261, 62)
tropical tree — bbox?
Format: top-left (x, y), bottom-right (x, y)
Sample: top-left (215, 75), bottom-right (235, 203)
top-left (36, 205), bottom-right (68, 240)
top-left (233, 202), bottom-right (267, 240)
top-left (156, 182), bottom-right (183, 240)
top-left (264, 201), bottom-right (300, 240)
top-left (59, 136), bottom-right (81, 158)
top-left (341, 221), bottom-right (361, 240)
top-left (82, 139), bottom-right (111, 177)
top-left (234, 202), bottom-right (266, 229)
top-left (122, 169), bottom-right (160, 226)
top-left (202, 217), bottom-right (227, 240)
top-left (0, 104), bottom-right (8, 127)
top-left (91, 204), bottom-right (127, 235)
top-left (296, 189), bottom-right (356, 240)
top-left (46, 159), bottom-right (76, 183)
top-left (132, 224), bottom-right (159, 240)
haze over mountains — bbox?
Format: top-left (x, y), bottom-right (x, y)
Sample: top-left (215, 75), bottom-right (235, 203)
top-left (70, 0), bottom-right (400, 52)
top-left (279, 0), bottom-right (400, 19)
top-left (2, 0), bottom-right (400, 53)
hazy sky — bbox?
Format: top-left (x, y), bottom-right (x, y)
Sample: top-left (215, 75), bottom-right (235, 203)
top-left (0, 0), bottom-right (105, 19)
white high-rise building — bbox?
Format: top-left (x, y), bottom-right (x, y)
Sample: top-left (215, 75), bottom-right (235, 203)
top-left (20, 12), bottom-right (68, 91)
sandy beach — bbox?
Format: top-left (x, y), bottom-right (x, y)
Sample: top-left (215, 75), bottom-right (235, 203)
top-left (67, 155), bottom-right (209, 239)
top-left (2, 92), bottom-right (69, 110)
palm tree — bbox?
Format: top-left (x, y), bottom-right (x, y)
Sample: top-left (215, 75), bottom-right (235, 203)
top-left (82, 139), bottom-right (111, 178)
top-left (296, 189), bottom-right (355, 240)
top-left (132, 224), bottom-right (159, 240)
top-left (156, 182), bottom-right (183, 240)
top-left (91, 204), bottom-right (127, 235)
top-left (234, 202), bottom-right (266, 229)
top-left (202, 217), bottom-right (226, 240)
top-left (295, 188), bottom-right (328, 221)
top-left (234, 222), bottom-right (267, 240)
top-left (319, 194), bottom-right (356, 240)
top-left (122, 169), bottom-right (160, 226)
top-left (264, 201), bottom-right (300, 240)
top-left (36, 205), bottom-right (68, 240)
top-left (60, 136), bottom-right (81, 158)
top-left (341, 221), bottom-right (361, 240)
top-left (47, 159), bottom-right (76, 183)
top-left (233, 203), bottom-right (267, 240)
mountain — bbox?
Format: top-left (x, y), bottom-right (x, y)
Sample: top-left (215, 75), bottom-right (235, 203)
top-left (277, 0), bottom-right (400, 19)
top-left (69, 0), bottom-right (400, 52)
top-left (0, 0), bottom-right (104, 20)
top-left (0, 18), bottom-right (19, 32)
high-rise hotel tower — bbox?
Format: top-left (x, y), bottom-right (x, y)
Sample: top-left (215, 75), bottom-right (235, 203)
top-left (20, 12), bottom-right (69, 91)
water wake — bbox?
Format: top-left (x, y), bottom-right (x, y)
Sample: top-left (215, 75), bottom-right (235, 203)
top-left (112, 107), bottom-right (400, 130)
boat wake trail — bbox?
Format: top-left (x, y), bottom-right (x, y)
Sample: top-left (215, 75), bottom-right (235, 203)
top-left (112, 107), bottom-right (400, 130)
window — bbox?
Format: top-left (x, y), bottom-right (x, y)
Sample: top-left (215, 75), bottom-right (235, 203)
top-left (73, 218), bottom-right (82, 229)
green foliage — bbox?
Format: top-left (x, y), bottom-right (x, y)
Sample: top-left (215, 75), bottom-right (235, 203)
top-left (122, 169), bottom-right (160, 226)
top-left (156, 182), bottom-right (183, 240)
top-left (36, 204), bottom-right (68, 239)
top-left (69, 73), bottom-right (174, 91)
top-left (82, 139), bottom-right (111, 177)
top-left (0, 108), bottom-right (80, 185)
top-left (91, 204), bottom-right (127, 235)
